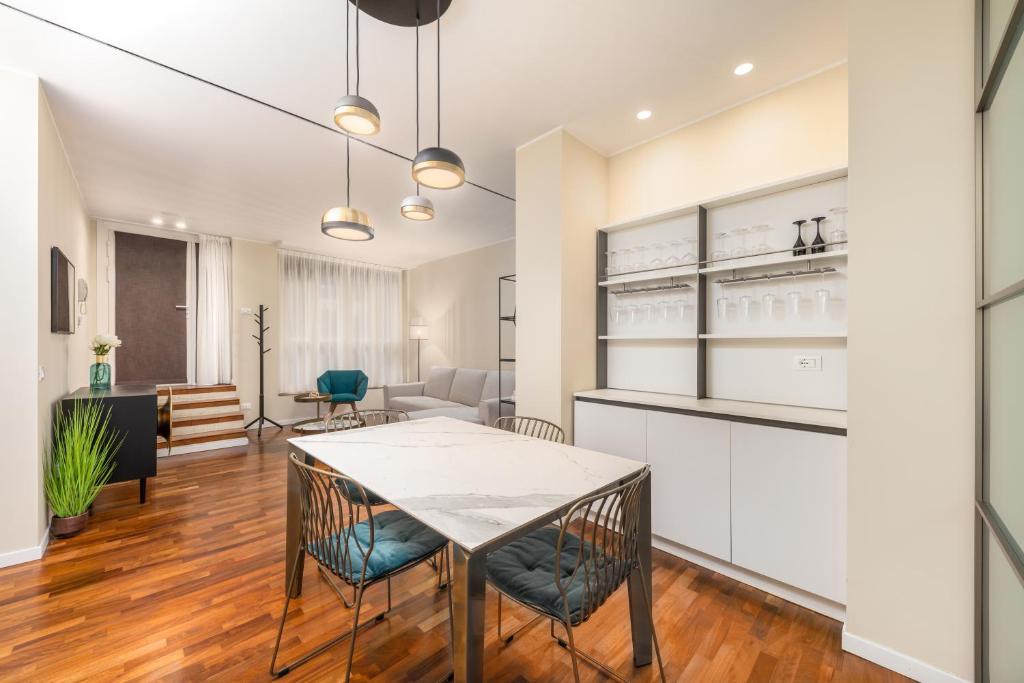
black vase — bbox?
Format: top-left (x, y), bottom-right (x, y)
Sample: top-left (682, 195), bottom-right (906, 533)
top-left (810, 216), bottom-right (826, 254)
top-left (792, 220), bottom-right (808, 257)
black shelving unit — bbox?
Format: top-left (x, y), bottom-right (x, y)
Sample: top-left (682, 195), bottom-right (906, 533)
top-left (498, 274), bottom-right (516, 417)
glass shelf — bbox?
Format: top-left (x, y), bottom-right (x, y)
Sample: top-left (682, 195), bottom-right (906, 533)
top-left (599, 334), bottom-right (698, 341)
top-left (698, 332), bottom-right (847, 339)
top-left (699, 248), bottom-right (847, 275)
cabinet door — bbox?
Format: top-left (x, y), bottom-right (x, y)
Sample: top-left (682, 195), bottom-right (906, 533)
top-left (646, 411), bottom-right (731, 561)
top-left (573, 400), bottom-right (646, 462)
top-left (730, 422), bottom-right (847, 603)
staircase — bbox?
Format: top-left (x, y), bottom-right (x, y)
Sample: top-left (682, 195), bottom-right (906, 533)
top-left (157, 385), bottom-right (250, 456)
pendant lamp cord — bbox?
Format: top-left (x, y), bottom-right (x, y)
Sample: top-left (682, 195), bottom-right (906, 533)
top-left (415, 10), bottom-right (421, 194)
top-left (345, 0), bottom-right (349, 93)
top-left (346, 136), bottom-right (351, 205)
top-left (436, 0), bottom-right (441, 147)
top-left (355, 0), bottom-right (361, 96)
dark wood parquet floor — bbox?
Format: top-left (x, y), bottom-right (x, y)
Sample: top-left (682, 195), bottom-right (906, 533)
top-left (0, 431), bottom-right (909, 682)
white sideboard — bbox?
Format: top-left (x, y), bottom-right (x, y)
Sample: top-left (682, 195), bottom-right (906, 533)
top-left (574, 391), bottom-right (847, 616)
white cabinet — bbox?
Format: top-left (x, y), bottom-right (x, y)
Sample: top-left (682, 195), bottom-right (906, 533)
top-left (646, 411), bottom-right (731, 561)
top-left (729, 422), bottom-right (847, 603)
top-left (573, 400), bottom-right (646, 462)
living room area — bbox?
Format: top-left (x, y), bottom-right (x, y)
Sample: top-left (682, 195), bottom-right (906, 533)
top-left (0, 1), bottom-right (1012, 682)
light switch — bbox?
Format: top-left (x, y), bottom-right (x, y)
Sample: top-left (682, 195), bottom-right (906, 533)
top-left (793, 355), bottom-right (822, 371)
top-left (38, 366), bottom-right (45, 382)
top-left (240, 307), bottom-right (253, 315)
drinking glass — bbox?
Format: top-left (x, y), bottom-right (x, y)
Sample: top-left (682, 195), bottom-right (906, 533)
top-left (620, 248), bottom-right (635, 274)
top-left (648, 243), bottom-right (665, 269)
top-left (682, 238), bottom-right (698, 265)
top-left (633, 245), bottom-right (648, 271)
top-left (656, 300), bottom-right (671, 322)
top-left (752, 224), bottom-right (772, 255)
top-left (731, 226), bottom-right (751, 258)
top-left (640, 302), bottom-right (654, 324)
top-left (786, 290), bottom-right (801, 320)
top-left (739, 294), bottom-right (753, 321)
top-left (673, 298), bottom-right (686, 321)
top-left (665, 240), bottom-right (684, 266)
top-left (606, 249), bottom-right (620, 276)
top-left (816, 288), bottom-right (831, 318)
top-left (829, 206), bottom-right (848, 251)
top-left (716, 296), bottom-right (731, 320)
top-left (627, 303), bottom-right (640, 325)
top-left (762, 293), bottom-right (778, 320)
top-left (613, 303), bottom-right (626, 325)
top-left (710, 231), bottom-right (730, 261)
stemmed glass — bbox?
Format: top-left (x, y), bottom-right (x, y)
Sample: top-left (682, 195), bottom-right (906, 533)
top-left (710, 231), bottom-right (731, 261)
top-left (815, 271), bottom-right (831, 319)
top-left (751, 224), bottom-right (772, 255)
top-left (665, 240), bottom-right (684, 267)
top-left (829, 207), bottom-right (848, 251)
top-left (682, 238), bottom-right (698, 265)
top-left (633, 245), bottom-right (648, 272)
top-left (786, 275), bottom-right (802, 321)
top-left (648, 243), bottom-right (665, 269)
top-left (619, 248), bottom-right (635, 275)
top-left (606, 250), bottom-right (619, 276)
top-left (732, 226), bottom-right (751, 259)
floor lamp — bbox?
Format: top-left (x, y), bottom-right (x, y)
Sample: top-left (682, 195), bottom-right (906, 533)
top-left (409, 320), bottom-right (429, 381)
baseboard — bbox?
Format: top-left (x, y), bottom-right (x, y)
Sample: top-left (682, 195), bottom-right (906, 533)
top-left (652, 536), bottom-right (846, 622)
top-left (0, 525), bottom-right (50, 569)
top-left (162, 437), bottom-right (251, 457)
top-left (841, 626), bottom-right (970, 683)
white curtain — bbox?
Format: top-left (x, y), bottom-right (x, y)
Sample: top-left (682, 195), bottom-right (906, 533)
top-left (278, 249), bottom-right (402, 394)
top-left (196, 234), bottom-right (233, 385)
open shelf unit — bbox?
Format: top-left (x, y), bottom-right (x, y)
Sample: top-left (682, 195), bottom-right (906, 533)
top-left (596, 167), bottom-right (848, 409)
top-left (498, 274), bottom-right (516, 417)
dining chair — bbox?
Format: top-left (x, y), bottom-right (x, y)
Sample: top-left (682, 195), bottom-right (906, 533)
top-left (492, 415), bottom-right (566, 444)
top-left (327, 408), bottom-right (409, 433)
top-left (271, 453), bottom-right (453, 680)
top-left (486, 466), bottom-right (666, 682)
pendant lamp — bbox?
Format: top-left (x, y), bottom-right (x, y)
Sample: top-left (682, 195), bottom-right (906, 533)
top-left (402, 12), bottom-right (435, 220)
top-left (323, 137), bottom-right (374, 241)
top-left (334, 0), bottom-right (380, 136)
top-left (412, 0), bottom-right (464, 189)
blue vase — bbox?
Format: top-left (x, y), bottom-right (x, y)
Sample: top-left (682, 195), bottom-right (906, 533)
top-left (90, 355), bottom-right (111, 390)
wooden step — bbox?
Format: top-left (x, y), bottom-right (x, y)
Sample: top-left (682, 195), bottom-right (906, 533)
top-left (168, 428), bottom-right (249, 447)
top-left (173, 397), bottom-right (241, 411)
top-left (172, 412), bottom-right (245, 428)
top-left (157, 384), bottom-right (236, 396)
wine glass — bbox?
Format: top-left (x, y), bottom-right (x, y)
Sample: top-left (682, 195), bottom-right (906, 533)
top-left (752, 224), bottom-right (772, 255)
top-left (815, 271), bottom-right (831, 319)
top-left (633, 245), bottom-right (648, 271)
top-left (682, 237), bottom-right (698, 265)
top-left (739, 293), bottom-right (753, 322)
top-left (620, 248), bottom-right (634, 274)
top-left (710, 231), bottom-right (730, 261)
top-left (665, 240), bottom-right (683, 266)
top-left (829, 206), bottom-right (848, 251)
top-left (731, 226), bottom-right (751, 259)
top-left (606, 249), bottom-right (619, 276)
top-left (786, 275), bottom-right (801, 320)
top-left (648, 243), bottom-right (665, 269)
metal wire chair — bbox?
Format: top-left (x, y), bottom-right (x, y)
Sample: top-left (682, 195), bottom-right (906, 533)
top-left (492, 415), bottom-right (565, 443)
top-left (491, 466), bottom-right (665, 682)
top-left (325, 408), bottom-right (409, 432)
top-left (270, 453), bottom-right (452, 680)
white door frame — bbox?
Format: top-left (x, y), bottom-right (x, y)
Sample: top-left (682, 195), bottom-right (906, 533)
top-left (95, 219), bottom-right (198, 385)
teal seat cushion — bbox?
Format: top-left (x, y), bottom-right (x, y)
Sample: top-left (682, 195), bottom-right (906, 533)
top-left (328, 392), bottom-right (361, 402)
top-left (486, 527), bottom-right (622, 624)
top-left (309, 510), bottom-right (445, 582)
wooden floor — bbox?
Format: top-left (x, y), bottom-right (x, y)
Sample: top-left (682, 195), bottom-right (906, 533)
top-left (0, 431), bottom-right (908, 682)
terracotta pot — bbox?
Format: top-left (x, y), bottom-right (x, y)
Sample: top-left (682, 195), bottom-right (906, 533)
top-left (51, 512), bottom-right (89, 538)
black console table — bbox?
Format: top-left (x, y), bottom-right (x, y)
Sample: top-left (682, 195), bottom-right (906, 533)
top-left (62, 385), bottom-right (157, 503)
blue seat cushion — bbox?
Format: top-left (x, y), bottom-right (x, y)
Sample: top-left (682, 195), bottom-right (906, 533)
top-left (329, 392), bottom-right (361, 402)
top-left (486, 526), bottom-right (623, 624)
top-left (308, 509), bottom-right (445, 583)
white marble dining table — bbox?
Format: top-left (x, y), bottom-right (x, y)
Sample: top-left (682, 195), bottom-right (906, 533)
top-left (285, 416), bottom-right (653, 682)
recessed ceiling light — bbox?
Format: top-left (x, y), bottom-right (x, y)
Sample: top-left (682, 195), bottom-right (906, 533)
top-left (734, 62), bottom-right (754, 76)
top-left (636, 110), bottom-right (652, 121)
top-left (174, 220), bottom-right (187, 230)
top-left (151, 217), bottom-right (164, 226)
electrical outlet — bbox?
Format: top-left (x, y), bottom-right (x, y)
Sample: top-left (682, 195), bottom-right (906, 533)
top-left (793, 355), bottom-right (822, 371)
top-left (240, 402), bottom-right (252, 410)
top-left (240, 307), bottom-right (253, 315)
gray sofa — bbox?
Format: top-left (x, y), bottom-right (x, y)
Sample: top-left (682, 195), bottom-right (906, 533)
top-left (383, 367), bottom-right (515, 425)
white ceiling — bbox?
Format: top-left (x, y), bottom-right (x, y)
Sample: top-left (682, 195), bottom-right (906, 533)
top-left (0, 1), bottom-right (847, 268)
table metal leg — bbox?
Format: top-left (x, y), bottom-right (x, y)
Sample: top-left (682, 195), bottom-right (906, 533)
top-left (626, 472), bottom-right (653, 666)
top-left (451, 545), bottom-right (486, 682)
top-left (285, 452), bottom-right (306, 598)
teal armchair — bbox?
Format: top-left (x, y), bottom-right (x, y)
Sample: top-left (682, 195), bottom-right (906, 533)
top-left (317, 370), bottom-right (369, 425)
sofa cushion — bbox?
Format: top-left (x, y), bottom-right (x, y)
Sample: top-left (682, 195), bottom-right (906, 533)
top-left (423, 367), bottom-right (457, 400)
top-left (408, 405), bottom-right (484, 424)
top-left (388, 395), bottom-right (462, 412)
top-left (449, 368), bottom-right (488, 407)
top-left (481, 370), bottom-right (515, 400)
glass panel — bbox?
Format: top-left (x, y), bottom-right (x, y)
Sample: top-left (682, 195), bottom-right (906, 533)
top-left (986, 0), bottom-right (1019, 73)
top-left (983, 44), bottom-right (1024, 296)
top-left (985, 294), bottom-right (1024, 542)
top-left (986, 527), bottom-right (1024, 682)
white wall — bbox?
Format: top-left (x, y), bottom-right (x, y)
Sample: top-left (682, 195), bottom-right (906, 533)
top-left (846, 1), bottom-right (975, 681)
top-left (0, 71), bottom-right (94, 565)
top-left (405, 239), bottom-right (515, 378)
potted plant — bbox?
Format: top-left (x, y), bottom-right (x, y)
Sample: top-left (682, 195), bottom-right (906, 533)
top-left (88, 333), bottom-right (121, 390)
top-left (44, 399), bottom-right (123, 537)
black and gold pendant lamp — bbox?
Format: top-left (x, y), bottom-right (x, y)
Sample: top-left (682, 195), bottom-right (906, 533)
top-left (411, 0), bottom-right (465, 190)
top-left (333, 0), bottom-right (380, 136)
top-left (401, 11), bottom-right (434, 221)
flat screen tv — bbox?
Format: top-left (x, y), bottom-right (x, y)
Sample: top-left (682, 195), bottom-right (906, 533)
top-left (51, 247), bottom-right (75, 334)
